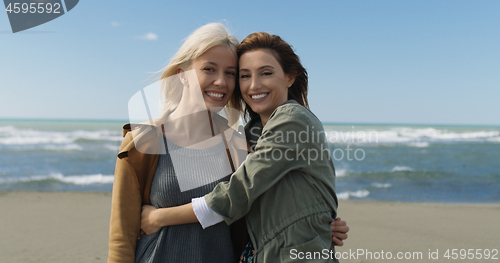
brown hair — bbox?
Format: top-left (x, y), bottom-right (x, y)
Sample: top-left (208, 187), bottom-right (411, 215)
top-left (230, 32), bottom-right (309, 121)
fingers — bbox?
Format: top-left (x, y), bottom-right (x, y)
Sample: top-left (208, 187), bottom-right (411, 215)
top-left (332, 225), bottom-right (349, 234)
top-left (332, 231), bottom-right (348, 240)
top-left (332, 236), bottom-right (344, 246)
top-left (331, 219), bottom-right (347, 227)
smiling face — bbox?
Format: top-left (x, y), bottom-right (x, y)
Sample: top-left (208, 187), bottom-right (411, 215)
top-left (190, 45), bottom-right (238, 110)
top-left (239, 49), bottom-right (295, 124)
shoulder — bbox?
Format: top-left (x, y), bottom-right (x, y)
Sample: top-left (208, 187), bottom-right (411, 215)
top-left (118, 123), bottom-right (161, 159)
top-left (267, 100), bottom-right (321, 128)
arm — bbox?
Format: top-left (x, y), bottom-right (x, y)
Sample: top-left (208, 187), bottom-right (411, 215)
top-left (108, 157), bottom-right (142, 263)
top-left (141, 205), bottom-right (351, 247)
top-left (205, 107), bottom-right (318, 224)
top-left (140, 203), bottom-right (198, 235)
top-left (141, 195), bottom-right (225, 234)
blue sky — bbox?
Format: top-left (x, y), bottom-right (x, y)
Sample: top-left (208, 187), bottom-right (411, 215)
top-left (1, 0), bottom-right (499, 125)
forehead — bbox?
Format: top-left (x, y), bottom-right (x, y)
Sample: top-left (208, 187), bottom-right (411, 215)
top-left (194, 45), bottom-right (237, 65)
top-left (239, 49), bottom-right (280, 68)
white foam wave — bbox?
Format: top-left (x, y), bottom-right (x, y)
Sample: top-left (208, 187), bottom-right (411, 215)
top-left (0, 126), bottom-right (122, 146)
top-left (336, 169), bottom-right (348, 177)
top-left (0, 173), bottom-right (114, 185)
top-left (325, 127), bottom-right (500, 145)
top-left (392, 166), bottom-right (414, 172)
top-left (407, 142), bottom-right (430, 148)
top-left (372, 183), bottom-right (392, 188)
top-left (337, 189), bottom-right (370, 200)
top-left (58, 174), bottom-right (115, 185)
top-left (43, 144), bottom-right (84, 151)
top-left (103, 144), bottom-right (120, 151)
top-left (487, 137), bottom-right (500, 143)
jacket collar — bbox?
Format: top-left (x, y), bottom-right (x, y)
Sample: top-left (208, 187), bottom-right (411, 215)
top-left (243, 99), bottom-right (299, 150)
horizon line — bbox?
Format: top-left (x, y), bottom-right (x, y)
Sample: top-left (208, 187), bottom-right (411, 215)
top-left (1, 117), bottom-right (499, 128)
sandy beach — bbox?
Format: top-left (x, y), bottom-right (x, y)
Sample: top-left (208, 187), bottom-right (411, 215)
top-left (0, 191), bottom-right (499, 263)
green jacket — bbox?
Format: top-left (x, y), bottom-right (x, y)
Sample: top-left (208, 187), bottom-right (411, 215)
top-left (205, 100), bottom-right (339, 262)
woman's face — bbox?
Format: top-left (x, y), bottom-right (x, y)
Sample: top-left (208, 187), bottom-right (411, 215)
top-left (239, 49), bottom-right (294, 120)
top-left (190, 45), bottom-right (237, 110)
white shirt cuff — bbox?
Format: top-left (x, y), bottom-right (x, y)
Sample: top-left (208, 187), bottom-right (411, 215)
top-left (192, 196), bottom-right (224, 229)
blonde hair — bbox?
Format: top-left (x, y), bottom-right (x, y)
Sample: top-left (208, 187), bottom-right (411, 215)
top-left (156, 23), bottom-right (239, 115)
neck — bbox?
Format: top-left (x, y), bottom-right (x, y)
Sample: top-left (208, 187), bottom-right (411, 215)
top-left (163, 108), bottom-right (217, 147)
top-left (259, 114), bottom-right (270, 127)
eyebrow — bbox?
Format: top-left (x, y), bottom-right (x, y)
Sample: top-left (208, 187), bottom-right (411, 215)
top-left (239, 65), bottom-right (275, 72)
top-left (204, 62), bottom-right (237, 70)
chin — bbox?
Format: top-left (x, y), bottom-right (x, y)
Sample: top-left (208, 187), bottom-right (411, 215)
top-left (250, 108), bottom-right (265, 116)
top-left (205, 102), bottom-right (226, 111)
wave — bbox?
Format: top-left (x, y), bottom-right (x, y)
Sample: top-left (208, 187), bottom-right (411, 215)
top-left (103, 144), bottom-right (120, 151)
top-left (487, 137), bottom-right (500, 142)
top-left (372, 182), bottom-right (392, 188)
top-left (0, 173), bottom-right (114, 185)
top-left (324, 126), bottom-right (500, 145)
top-left (336, 169), bottom-right (348, 177)
top-left (42, 144), bottom-right (84, 151)
top-left (334, 166), bottom-right (413, 178)
top-left (391, 166), bottom-right (414, 172)
top-left (337, 189), bottom-right (370, 200)
top-left (407, 142), bottom-right (430, 148)
top-left (0, 126), bottom-right (122, 146)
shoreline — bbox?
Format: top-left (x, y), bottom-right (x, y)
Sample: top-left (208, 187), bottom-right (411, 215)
top-left (2, 190), bottom-right (499, 205)
top-left (1, 191), bottom-right (499, 262)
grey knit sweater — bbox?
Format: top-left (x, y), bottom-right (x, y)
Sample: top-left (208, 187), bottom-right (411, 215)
top-left (134, 138), bottom-right (236, 263)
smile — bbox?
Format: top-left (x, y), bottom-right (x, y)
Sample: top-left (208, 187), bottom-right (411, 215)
top-left (250, 93), bottom-right (269, 101)
top-left (206, 91), bottom-right (225, 99)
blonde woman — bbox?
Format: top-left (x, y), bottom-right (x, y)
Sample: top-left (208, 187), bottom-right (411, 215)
top-left (108, 23), bottom-right (245, 263)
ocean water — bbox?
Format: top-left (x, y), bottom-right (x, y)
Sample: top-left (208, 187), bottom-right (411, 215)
top-left (325, 124), bottom-right (500, 203)
top-left (0, 120), bottom-right (122, 192)
top-left (0, 119), bottom-right (499, 203)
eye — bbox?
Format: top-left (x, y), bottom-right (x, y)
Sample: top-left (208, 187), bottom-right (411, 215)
top-left (262, 71), bottom-right (273, 76)
top-left (226, 71), bottom-right (236, 76)
top-left (203, 67), bottom-right (215, 72)
top-left (240, 74), bottom-right (250, 79)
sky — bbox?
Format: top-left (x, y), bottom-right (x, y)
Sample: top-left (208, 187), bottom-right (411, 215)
top-left (1, 0), bottom-right (499, 125)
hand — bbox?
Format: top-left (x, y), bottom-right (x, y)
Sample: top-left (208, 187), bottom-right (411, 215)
top-left (141, 205), bottom-right (163, 235)
top-left (331, 217), bottom-right (349, 246)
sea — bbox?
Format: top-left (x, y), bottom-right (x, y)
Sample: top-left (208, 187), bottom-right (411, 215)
top-left (0, 119), bottom-right (499, 203)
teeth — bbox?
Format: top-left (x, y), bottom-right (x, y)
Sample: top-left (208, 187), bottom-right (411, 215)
top-left (207, 92), bottom-right (223, 98)
top-left (251, 94), bottom-right (267, 100)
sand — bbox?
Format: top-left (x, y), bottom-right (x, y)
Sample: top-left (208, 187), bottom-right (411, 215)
top-left (334, 201), bottom-right (500, 262)
top-left (0, 191), bottom-right (499, 262)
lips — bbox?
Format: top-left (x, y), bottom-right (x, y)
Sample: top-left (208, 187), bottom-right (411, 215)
top-left (249, 92), bottom-right (269, 102)
top-left (205, 91), bottom-right (225, 101)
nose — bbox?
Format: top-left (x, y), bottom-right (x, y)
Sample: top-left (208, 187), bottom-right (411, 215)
top-left (249, 75), bottom-right (260, 91)
top-left (213, 71), bottom-right (227, 89)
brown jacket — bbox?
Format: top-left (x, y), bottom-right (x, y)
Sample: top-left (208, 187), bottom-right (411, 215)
top-left (107, 118), bottom-right (248, 263)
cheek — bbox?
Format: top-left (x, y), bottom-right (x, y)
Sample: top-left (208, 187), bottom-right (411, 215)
top-left (228, 78), bottom-right (236, 91)
top-left (197, 75), bottom-right (211, 90)
top-left (238, 81), bottom-right (248, 95)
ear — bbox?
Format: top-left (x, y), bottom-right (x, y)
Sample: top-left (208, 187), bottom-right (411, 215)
top-left (286, 73), bottom-right (296, 88)
top-left (177, 68), bottom-right (188, 86)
